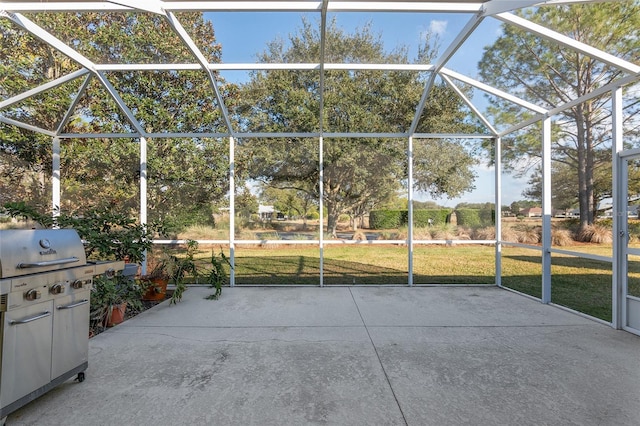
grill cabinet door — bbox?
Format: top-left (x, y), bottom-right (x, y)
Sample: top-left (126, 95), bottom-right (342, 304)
top-left (0, 300), bottom-right (53, 408)
top-left (52, 290), bottom-right (90, 379)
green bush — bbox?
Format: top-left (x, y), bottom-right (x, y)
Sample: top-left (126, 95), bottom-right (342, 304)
top-left (456, 209), bottom-right (481, 227)
top-left (370, 209), bottom-right (451, 229)
top-left (411, 209), bottom-right (451, 227)
top-left (162, 205), bottom-right (214, 232)
top-left (479, 208), bottom-right (495, 226)
top-left (338, 214), bottom-right (351, 222)
top-left (455, 208), bottom-right (495, 227)
top-left (369, 210), bottom-right (403, 229)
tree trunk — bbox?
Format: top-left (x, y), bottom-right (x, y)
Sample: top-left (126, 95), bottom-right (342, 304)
top-left (575, 104), bottom-right (592, 233)
top-left (327, 212), bottom-right (339, 237)
top-left (585, 108), bottom-right (596, 224)
top-left (350, 214), bottom-right (358, 231)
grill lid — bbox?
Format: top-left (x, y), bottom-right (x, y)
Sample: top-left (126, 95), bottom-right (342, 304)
top-left (0, 229), bottom-right (87, 278)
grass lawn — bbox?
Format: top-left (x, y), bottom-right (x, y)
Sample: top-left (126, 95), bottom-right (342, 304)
top-left (232, 245), bottom-right (497, 285)
top-left (171, 242), bottom-right (640, 323)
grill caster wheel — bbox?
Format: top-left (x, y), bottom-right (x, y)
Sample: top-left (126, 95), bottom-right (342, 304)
top-left (77, 372), bottom-right (85, 383)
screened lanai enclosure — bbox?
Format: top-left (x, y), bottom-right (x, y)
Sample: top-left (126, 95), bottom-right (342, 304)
top-left (1, 1), bottom-right (639, 334)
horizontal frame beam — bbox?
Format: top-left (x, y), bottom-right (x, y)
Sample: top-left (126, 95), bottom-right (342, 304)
top-left (55, 131), bottom-right (495, 139)
top-left (2, 2), bottom-right (483, 13)
top-left (94, 63), bottom-right (435, 72)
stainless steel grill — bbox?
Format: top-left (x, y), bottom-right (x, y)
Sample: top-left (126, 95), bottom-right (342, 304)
top-left (0, 229), bottom-right (123, 420)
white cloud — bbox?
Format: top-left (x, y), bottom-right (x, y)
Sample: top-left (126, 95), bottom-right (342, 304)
top-left (429, 20), bottom-right (448, 36)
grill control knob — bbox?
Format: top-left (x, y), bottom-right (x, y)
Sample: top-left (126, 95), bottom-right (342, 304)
top-left (25, 289), bottom-right (41, 301)
top-left (71, 279), bottom-right (86, 289)
top-left (50, 283), bottom-right (65, 295)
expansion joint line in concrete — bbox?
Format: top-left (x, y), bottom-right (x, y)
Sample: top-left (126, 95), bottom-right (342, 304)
top-left (348, 288), bottom-right (409, 426)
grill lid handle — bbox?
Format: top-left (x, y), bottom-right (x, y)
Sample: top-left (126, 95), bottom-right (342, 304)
top-left (17, 257), bottom-right (80, 269)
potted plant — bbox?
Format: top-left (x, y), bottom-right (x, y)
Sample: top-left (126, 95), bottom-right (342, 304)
top-left (167, 240), bottom-right (199, 304)
top-left (202, 248), bottom-right (230, 301)
top-left (139, 251), bottom-right (172, 301)
top-left (91, 273), bottom-right (144, 329)
top-left (160, 240), bottom-right (230, 304)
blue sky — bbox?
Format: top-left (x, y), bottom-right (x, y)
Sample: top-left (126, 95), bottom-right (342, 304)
top-left (206, 11), bottom-right (502, 77)
top-left (205, 11), bottom-right (530, 206)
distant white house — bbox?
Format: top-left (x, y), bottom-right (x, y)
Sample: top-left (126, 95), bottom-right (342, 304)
top-left (568, 209), bottom-right (580, 218)
top-left (258, 205), bottom-right (275, 220)
top-left (520, 207), bottom-right (542, 217)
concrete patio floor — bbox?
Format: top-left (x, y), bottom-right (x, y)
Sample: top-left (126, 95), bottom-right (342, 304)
top-left (8, 286), bottom-right (640, 425)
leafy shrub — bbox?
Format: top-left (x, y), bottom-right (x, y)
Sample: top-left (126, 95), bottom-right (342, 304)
top-left (370, 209), bottom-right (450, 229)
top-left (516, 226), bottom-right (541, 244)
top-left (162, 205), bottom-right (214, 232)
top-left (479, 208), bottom-right (495, 225)
top-left (552, 228), bottom-right (573, 246)
top-left (455, 227), bottom-right (472, 240)
top-left (291, 233), bottom-right (312, 240)
top-left (352, 230), bottom-right (367, 240)
top-left (258, 231), bottom-right (281, 240)
top-left (376, 231), bottom-right (399, 240)
top-left (369, 210), bottom-right (403, 229)
top-left (181, 224), bottom-right (228, 240)
top-left (430, 224), bottom-right (457, 240)
top-left (411, 227), bottom-right (432, 240)
top-left (455, 209), bottom-right (481, 227)
top-left (472, 226), bottom-right (519, 242)
top-left (411, 209), bottom-right (451, 227)
top-left (576, 225), bottom-right (612, 244)
top-left (501, 227), bottom-right (519, 243)
top-left (473, 227), bottom-right (494, 240)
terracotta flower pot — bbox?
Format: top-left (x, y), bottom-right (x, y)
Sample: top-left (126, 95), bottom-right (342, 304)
top-left (142, 278), bottom-right (169, 301)
top-left (106, 302), bottom-right (127, 327)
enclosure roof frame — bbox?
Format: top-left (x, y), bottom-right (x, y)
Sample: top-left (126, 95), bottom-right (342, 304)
top-left (1, 0), bottom-right (638, 140)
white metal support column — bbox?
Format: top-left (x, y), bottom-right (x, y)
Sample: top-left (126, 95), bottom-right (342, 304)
top-left (52, 137), bottom-right (61, 218)
top-left (140, 137), bottom-right (148, 274)
top-left (408, 136), bottom-right (414, 286)
top-left (229, 136), bottom-right (236, 287)
top-left (541, 118), bottom-right (552, 303)
top-left (495, 137), bottom-right (502, 287)
top-left (318, 0), bottom-right (327, 288)
top-left (612, 86), bottom-right (624, 329)
top-left (319, 136), bottom-right (324, 287)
